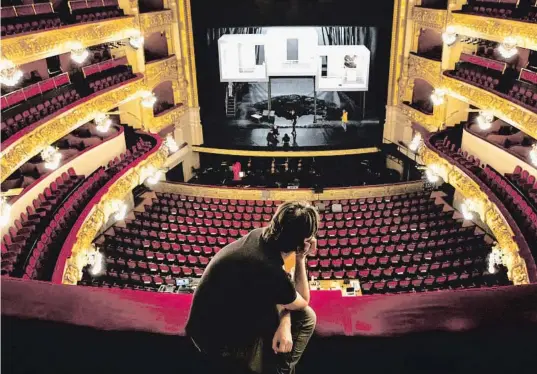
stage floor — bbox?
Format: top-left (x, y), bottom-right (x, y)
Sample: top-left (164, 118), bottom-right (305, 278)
top-left (203, 121), bottom-right (381, 149)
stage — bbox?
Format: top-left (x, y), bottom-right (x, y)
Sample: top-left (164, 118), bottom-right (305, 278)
top-left (203, 120), bottom-right (381, 149)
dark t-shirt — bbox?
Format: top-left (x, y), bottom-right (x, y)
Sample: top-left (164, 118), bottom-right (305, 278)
top-left (185, 228), bottom-right (296, 350)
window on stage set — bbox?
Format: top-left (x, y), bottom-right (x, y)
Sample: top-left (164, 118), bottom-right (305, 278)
top-left (255, 45), bottom-right (265, 65)
top-left (286, 38), bottom-right (299, 61)
top-left (238, 43), bottom-right (256, 73)
top-left (321, 56), bottom-right (328, 78)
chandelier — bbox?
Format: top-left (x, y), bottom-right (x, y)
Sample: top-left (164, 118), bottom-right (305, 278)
top-left (0, 59), bottom-right (23, 87)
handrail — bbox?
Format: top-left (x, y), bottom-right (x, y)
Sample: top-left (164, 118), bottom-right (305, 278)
top-left (51, 132), bottom-right (163, 283)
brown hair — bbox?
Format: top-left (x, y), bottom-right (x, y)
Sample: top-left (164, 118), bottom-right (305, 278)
top-left (262, 201), bottom-right (320, 254)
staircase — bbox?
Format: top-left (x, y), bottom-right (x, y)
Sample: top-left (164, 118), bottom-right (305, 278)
top-left (225, 94), bottom-right (236, 118)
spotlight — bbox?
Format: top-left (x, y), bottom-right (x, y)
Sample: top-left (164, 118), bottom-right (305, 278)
top-left (529, 144), bottom-right (537, 167)
top-left (164, 134), bottom-right (179, 153)
top-left (0, 59), bottom-right (23, 87)
top-left (476, 111), bottom-right (494, 130)
top-left (95, 113), bottom-right (112, 133)
top-left (129, 32), bottom-right (144, 49)
top-left (497, 37), bottom-right (518, 59)
top-left (409, 133), bottom-right (423, 152)
top-left (140, 91), bottom-right (157, 108)
top-left (41, 146), bottom-right (62, 170)
top-left (442, 26), bottom-right (457, 46)
top-left (70, 42), bottom-right (90, 64)
top-left (430, 89), bottom-right (446, 106)
top-left (0, 196), bottom-right (12, 227)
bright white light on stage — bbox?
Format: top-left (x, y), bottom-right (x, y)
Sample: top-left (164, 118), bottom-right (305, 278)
top-left (442, 26), bottom-right (457, 46)
top-left (530, 144), bottom-right (537, 166)
top-left (497, 37), bottom-right (518, 59)
top-left (409, 133), bottom-right (422, 152)
top-left (41, 146), bottom-right (62, 170)
top-left (89, 251), bottom-right (104, 276)
top-left (0, 196), bottom-right (12, 227)
top-left (430, 89), bottom-right (446, 106)
top-left (460, 199), bottom-right (476, 221)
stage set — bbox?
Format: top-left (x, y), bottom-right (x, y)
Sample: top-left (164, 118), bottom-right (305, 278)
top-left (196, 26), bottom-right (385, 150)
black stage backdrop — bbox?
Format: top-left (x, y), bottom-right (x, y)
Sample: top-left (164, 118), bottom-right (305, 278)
top-left (191, 0), bottom-right (394, 148)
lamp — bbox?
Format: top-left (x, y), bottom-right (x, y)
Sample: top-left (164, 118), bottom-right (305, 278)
top-left (424, 165), bottom-right (442, 183)
top-left (164, 134), bottom-right (179, 153)
top-left (442, 26), bottom-right (457, 46)
top-left (129, 32), bottom-right (144, 50)
top-left (109, 200), bottom-right (127, 221)
top-left (70, 42), bottom-right (90, 64)
top-left (87, 249), bottom-right (104, 276)
top-left (497, 37), bottom-right (518, 59)
top-left (146, 169), bottom-right (163, 185)
top-left (409, 133), bottom-right (422, 152)
top-left (95, 113), bottom-right (112, 133)
top-left (530, 144), bottom-right (537, 167)
top-left (140, 91), bottom-right (157, 108)
top-left (0, 59), bottom-right (23, 87)
top-left (476, 110), bottom-right (494, 130)
top-left (430, 89), bottom-right (446, 106)
top-left (487, 245), bottom-right (504, 274)
top-left (460, 199), bottom-right (477, 221)
top-left (41, 146), bottom-right (62, 170)
top-left (0, 196), bottom-right (12, 227)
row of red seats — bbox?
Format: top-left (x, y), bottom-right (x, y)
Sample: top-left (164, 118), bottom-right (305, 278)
top-left (507, 83), bottom-right (537, 110)
top-left (1, 3), bottom-right (60, 37)
top-left (87, 66), bottom-right (134, 94)
top-left (69, 0), bottom-right (123, 24)
top-left (507, 166), bottom-right (537, 206)
top-left (453, 65), bottom-right (500, 91)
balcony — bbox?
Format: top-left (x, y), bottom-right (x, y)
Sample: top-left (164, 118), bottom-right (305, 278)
top-left (399, 102), bottom-right (443, 132)
top-left (442, 74), bottom-right (537, 140)
top-left (145, 55), bottom-right (180, 89)
top-left (139, 9), bottom-right (173, 33)
top-left (449, 12), bottom-right (537, 51)
top-left (0, 76), bottom-right (145, 183)
top-left (412, 6), bottom-right (447, 31)
top-left (408, 53), bottom-right (442, 87)
top-left (146, 103), bottom-right (187, 133)
top-left (1, 16), bottom-right (137, 65)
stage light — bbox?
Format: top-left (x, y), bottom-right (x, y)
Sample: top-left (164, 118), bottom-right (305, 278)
top-left (430, 89), bottom-right (446, 106)
top-left (0, 196), bottom-right (12, 227)
top-left (497, 37), bottom-right (518, 59)
top-left (70, 42), bottom-right (90, 64)
top-left (530, 144), bottom-right (537, 167)
top-left (95, 113), bottom-right (112, 133)
top-left (140, 91), bottom-right (157, 108)
top-left (129, 32), bottom-right (144, 50)
top-left (0, 59), bottom-right (23, 87)
top-left (41, 146), bottom-right (62, 170)
top-left (460, 199), bottom-right (476, 221)
top-left (164, 134), bottom-right (179, 154)
top-left (409, 133), bottom-right (422, 152)
top-left (487, 245), bottom-right (504, 274)
top-left (442, 26), bottom-right (457, 46)
top-left (476, 111), bottom-right (494, 130)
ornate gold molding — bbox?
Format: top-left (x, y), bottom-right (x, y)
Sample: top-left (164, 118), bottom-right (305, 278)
top-left (177, 0), bottom-right (198, 107)
top-left (443, 75), bottom-right (537, 139)
top-left (408, 54), bottom-right (442, 88)
top-left (60, 143), bottom-right (169, 284)
top-left (146, 104), bottom-right (188, 133)
top-left (139, 9), bottom-right (173, 33)
top-left (419, 144), bottom-right (530, 285)
top-left (399, 103), bottom-right (443, 132)
top-left (191, 146), bottom-right (381, 158)
top-left (0, 77), bottom-right (145, 183)
top-left (450, 13), bottom-right (537, 51)
top-left (412, 7), bottom-right (447, 31)
top-left (145, 55), bottom-right (179, 90)
top-left (1, 16), bottom-right (138, 65)
top-left (154, 180), bottom-right (425, 203)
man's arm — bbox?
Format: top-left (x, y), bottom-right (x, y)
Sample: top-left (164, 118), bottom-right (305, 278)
top-left (282, 238), bottom-right (316, 311)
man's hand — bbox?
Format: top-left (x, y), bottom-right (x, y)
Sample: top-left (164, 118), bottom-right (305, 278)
top-left (272, 322), bottom-right (293, 354)
top-left (297, 237), bottom-right (317, 259)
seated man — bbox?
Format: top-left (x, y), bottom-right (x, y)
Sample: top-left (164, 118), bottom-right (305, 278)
top-left (186, 202), bottom-right (319, 374)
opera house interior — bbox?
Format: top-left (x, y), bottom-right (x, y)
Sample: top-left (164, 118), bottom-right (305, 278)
top-left (2, 0), bottom-right (537, 372)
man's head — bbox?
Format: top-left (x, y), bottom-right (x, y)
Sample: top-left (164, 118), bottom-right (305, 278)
top-left (262, 201), bottom-right (320, 255)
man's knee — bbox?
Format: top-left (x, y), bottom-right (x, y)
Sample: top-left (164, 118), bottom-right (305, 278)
top-left (292, 306), bottom-right (317, 330)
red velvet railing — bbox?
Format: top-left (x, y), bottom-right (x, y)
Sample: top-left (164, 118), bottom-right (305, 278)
top-left (520, 68), bottom-right (537, 85)
top-left (82, 56), bottom-right (128, 78)
top-left (1, 73), bottom-right (70, 109)
top-left (1, 74), bottom-right (143, 149)
top-left (460, 53), bottom-right (507, 73)
top-left (51, 133), bottom-right (163, 283)
top-left (426, 131), bottom-right (537, 282)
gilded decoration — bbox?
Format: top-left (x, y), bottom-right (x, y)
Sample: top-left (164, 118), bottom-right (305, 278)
top-left (177, 0), bottom-right (198, 107)
top-left (450, 13), bottom-right (537, 51)
top-left (1, 16), bottom-right (138, 65)
top-left (139, 9), bottom-right (173, 33)
top-left (0, 77), bottom-right (146, 182)
top-left (145, 56), bottom-right (179, 89)
top-left (412, 7), bottom-right (447, 31)
top-left (154, 180), bottom-right (425, 204)
top-left (443, 75), bottom-right (537, 139)
top-left (61, 144), bottom-right (168, 284)
top-left (399, 103), bottom-right (443, 132)
top-left (419, 144), bottom-right (530, 285)
top-left (146, 104), bottom-right (188, 133)
top-left (191, 146), bottom-right (381, 158)
top-left (408, 54), bottom-right (442, 88)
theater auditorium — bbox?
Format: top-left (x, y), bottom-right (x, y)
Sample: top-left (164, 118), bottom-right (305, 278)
top-left (2, 0), bottom-right (537, 372)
